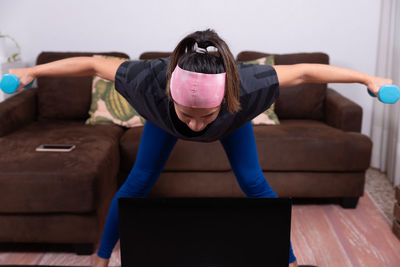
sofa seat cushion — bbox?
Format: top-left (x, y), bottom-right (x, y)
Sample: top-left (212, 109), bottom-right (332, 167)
top-left (254, 120), bottom-right (372, 171)
top-left (119, 120), bottom-right (371, 173)
top-left (0, 120), bottom-right (123, 213)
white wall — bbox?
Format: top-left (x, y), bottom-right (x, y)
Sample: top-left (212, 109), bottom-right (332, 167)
top-left (0, 0), bottom-right (382, 135)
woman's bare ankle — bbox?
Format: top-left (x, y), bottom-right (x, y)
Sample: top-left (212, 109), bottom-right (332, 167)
top-left (93, 255), bottom-right (109, 267)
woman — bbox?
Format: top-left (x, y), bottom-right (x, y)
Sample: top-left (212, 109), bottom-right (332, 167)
top-left (10, 29), bottom-right (391, 267)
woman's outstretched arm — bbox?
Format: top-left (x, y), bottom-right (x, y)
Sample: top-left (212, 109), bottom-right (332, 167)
top-left (8, 57), bottom-right (125, 92)
top-left (274, 64), bottom-right (392, 95)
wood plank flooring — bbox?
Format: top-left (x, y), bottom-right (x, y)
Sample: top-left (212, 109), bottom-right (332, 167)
top-left (0, 193), bottom-right (399, 267)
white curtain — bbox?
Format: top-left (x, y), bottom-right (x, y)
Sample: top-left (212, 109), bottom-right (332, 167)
top-left (371, 0), bottom-right (400, 186)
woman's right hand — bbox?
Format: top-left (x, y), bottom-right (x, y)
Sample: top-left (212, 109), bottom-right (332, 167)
top-left (8, 67), bottom-right (35, 92)
top-left (93, 255), bottom-right (109, 267)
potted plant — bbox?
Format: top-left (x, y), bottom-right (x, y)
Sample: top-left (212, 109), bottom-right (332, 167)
top-left (0, 33), bottom-right (21, 63)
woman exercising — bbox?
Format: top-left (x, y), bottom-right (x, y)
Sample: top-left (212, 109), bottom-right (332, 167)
top-left (9, 29), bottom-right (391, 267)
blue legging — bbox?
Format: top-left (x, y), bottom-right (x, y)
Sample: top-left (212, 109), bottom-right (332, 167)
top-left (97, 121), bottom-right (296, 263)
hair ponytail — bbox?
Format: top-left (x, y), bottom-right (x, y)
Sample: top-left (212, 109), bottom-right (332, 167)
top-left (166, 29), bottom-right (241, 113)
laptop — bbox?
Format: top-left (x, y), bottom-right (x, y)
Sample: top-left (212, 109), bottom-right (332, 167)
top-left (118, 197), bottom-right (292, 267)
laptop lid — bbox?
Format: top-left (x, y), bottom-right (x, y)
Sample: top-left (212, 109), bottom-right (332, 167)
top-left (118, 197), bottom-right (292, 267)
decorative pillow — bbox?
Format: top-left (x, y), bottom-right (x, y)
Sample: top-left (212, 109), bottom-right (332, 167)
top-left (245, 56), bottom-right (280, 126)
top-left (85, 55), bottom-right (145, 128)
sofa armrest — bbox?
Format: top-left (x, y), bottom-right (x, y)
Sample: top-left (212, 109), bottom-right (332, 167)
top-left (325, 88), bottom-right (362, 132)
top-left (0, 88), bottom-right (37, 137)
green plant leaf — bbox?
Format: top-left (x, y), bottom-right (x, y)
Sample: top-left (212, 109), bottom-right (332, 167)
top-left (7, 53), bottom-right (20, 62)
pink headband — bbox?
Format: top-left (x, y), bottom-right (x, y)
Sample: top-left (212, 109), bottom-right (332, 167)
top-left (170, 65), bottom-right (226, 108)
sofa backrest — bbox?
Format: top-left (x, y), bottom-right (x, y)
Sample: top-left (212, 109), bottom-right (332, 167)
top-left (36, 52), bottom-right (129, 121)
top-left (237, 51), bottom-right (329, 120)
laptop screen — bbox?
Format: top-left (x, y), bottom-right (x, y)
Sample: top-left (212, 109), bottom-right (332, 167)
top-left (118, 197), bottom-right (291, 267)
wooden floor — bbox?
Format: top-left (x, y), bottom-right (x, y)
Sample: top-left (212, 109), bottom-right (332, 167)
top-left (0, 193), bottom-right (399, 267)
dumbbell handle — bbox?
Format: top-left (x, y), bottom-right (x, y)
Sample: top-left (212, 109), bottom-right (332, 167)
top-left (0, 73), bottom-right (33, 94)
top-left (368, 85), bottom-right (400, 104)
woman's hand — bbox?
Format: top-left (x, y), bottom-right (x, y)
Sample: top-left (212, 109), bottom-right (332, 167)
top-left (289, 260), bottom-right (298, 267)
top-left (365, 75), bottom-right (393, 96)
top-left (93, 255), bottom-right (109, 267)
top-left (8, 67), bottom-right (35, 92)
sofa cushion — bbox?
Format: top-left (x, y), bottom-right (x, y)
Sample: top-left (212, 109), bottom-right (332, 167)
top-left (119, 120), bottom-right (371, 173)
top-left (254, 120), bottom-right (372, 171)
top-left (0, 120), bottom-right (123, 213)
top-left (237, 52), bottom-right (329, 121)
top-left (85, 55), bottom-right (145, 128)
top-left (251, 103), bottom-right (280, 126)
top-left (36, 52), bottom-right (129, 121)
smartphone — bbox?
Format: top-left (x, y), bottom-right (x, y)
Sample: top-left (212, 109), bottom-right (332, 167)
top-left (35, 144), bottom-right (76, 152)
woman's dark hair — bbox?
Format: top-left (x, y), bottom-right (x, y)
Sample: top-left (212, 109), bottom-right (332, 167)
top-left (166, 29), bottom-right (241, 113)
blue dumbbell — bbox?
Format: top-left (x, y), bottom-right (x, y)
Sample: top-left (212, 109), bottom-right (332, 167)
top-left (0, 73), bottom-right (33, 94)
top-left (368, 85), bottom-right (400, 104)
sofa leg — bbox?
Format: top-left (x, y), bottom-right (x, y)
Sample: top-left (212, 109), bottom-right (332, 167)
top-left (340, 197), bottom-right (359, 209)
top-left (75, 243), bottom-right (94, 255)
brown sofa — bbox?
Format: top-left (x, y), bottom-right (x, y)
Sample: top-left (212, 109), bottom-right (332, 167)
top-left (0, 52), bottom-right (128, 254)
top-left (0, 51), bottom-right (372, 253)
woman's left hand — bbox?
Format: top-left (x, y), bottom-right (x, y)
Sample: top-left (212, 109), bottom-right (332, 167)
top-left (365, 75), bottom-right (393, 96)
top-left (289, 260), bottom-right (298, 267)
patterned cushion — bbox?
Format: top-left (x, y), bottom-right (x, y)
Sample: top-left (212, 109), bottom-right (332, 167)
top-left (85, 55), bottom-right (145, 128)
top-left (245, 56), bottom-right (280, 126)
